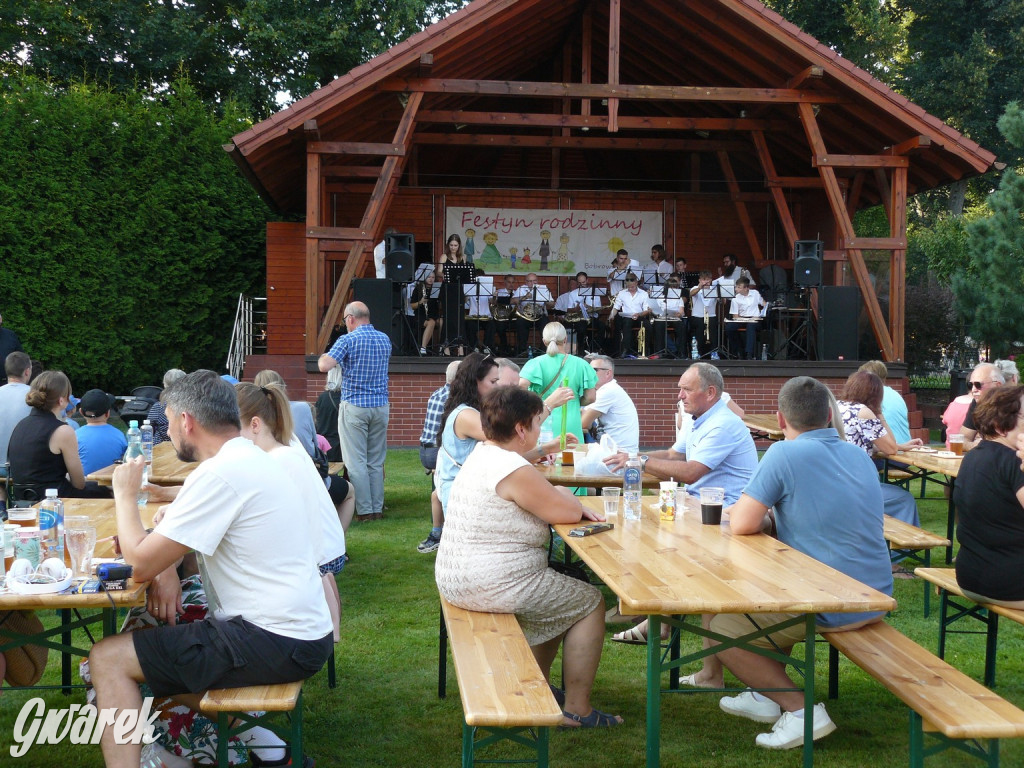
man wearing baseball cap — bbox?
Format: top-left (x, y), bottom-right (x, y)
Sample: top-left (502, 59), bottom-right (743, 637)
top-left (76, 389), bottom-right (128, 476)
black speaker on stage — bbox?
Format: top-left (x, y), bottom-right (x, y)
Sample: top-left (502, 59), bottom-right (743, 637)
top-left (385, 233), bottom-right (415, 283)
top-left (817, 286), bottom-right (860, 360)
top-left (352, 278), bottom-right (399, 349)
top-left (794, 240), bottom-right (823, 287)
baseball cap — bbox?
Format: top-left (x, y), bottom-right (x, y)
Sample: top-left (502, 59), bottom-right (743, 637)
top-left (79, 389), bottom-right (115, 417)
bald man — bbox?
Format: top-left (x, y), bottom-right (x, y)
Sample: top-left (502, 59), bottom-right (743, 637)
top-left (319, 301), bottom-right (393, 520)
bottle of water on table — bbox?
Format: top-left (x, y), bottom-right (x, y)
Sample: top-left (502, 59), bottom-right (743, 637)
top-left (39, 488), bottom-right (65, 564)
top-left (141, 419), bottom-right (154, 464)
top-left (126, 421), bottom-right (150, 506)
top-left (623, 453), bottom-right (642, 521)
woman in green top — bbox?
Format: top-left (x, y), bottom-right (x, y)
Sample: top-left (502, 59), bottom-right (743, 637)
top-left (519, 322), bottom-right (597, 444)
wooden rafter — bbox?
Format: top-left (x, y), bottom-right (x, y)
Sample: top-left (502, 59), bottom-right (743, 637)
top-left (313, 91), bottom-right (423, 353)
top-left (417, 110), bottom-right (790, 131)
top-left (751, 131), bottom-right (797, 252)
top-left (308, 141), bottom-right (405, 156)
top-left (717, 150), bottom-right (763, 263)
top-left (413, 133), bottom-right (748, 151)
top-left (379, 78), bottom-right (844, 104)
top-left (889, 165), bottom-right (908, 361)
top-left (812, 154), bottom-right (909, 168)
top-left (798, 102), bottom-right (895, 361)
top-left (608, 0), bottom-right (620, 132)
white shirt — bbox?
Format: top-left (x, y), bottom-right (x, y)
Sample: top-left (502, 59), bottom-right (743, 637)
top-left (587, 379), bottom-right (639, 454)
top-left (690, 286), bottom-right (717, 318)
top-left (613, 288), bottom-right (651, 317)
top-left (648, 287), bottom-right (686, 318)
top-left (641, 260), bottom-right (673, 288)
top-left (729, 290), bottom-right (764, 320)
top-left (270, 444), bottom-right (346, 566)
top-left (607, 259), bottom-right (640, 295)
top-left (513, 285), bottom-right (551, 307)
top-left (373, 240), bottom-right (386, 279)
top-left (155, 437), bottom-right (332, 640)
top-left (464, 283), bottom-right (494, 317)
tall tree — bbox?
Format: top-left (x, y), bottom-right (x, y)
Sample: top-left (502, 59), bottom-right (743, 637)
top-left (0, 0), bottom-right (464, 118)
top-left (0, 73), bottom-right (270, 391)
top-left (952, 102), bottom-right (1024, 357)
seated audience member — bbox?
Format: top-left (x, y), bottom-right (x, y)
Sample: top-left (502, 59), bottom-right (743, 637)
top-left (236, 382), bottom-right (347, 640)
top-left (0, 351), bottom-right (33, 503)
top-left (859, 360), bottom-right (911, 444)
top-left (960, 362), bottom-right (1005, 450)
top-left (435, 386), bottom-right (622, 728)
top-left (581, 356), bottom-right (639, 454)
top-left (942, 392), bottom-right (973, 450)
top-left (416, 360), bottom-right (460, 554)
top-left (995, 358), bottom-right (1020, 386)
top-left (712, 376), bottom-right (893, 749)
top-left (836, 371), bottom-right (923, 525)
top-left (88, 370), bottom-right (333, 767)
top-left (8, 370), bottom-right (108, 500)
top-left (253, 369), bottom-right (316, 457)
top-left (76, 389), bottom-right (129, 476)
top-left (954, 385), bottom-right (1024, 608)
top-left (148, 368), bottom-right (186, 445)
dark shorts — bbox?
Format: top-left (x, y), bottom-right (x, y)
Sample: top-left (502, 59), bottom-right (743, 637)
top-left (133, 615), bottom-right (333, 698)
top-left (326, 474), bottom-right (350, 506)
top-left (419, 445), bottom-right (439, 471)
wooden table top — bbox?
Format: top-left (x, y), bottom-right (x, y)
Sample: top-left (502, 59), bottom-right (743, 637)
top-left (881, 448), bottom-right (963, 477)
top-left (87, 440), bottom-right (197, 486)
top-left (538, 462), bottom-right (661, 489)
top-left (741, 413), bottom-right (785, 441)
top-left (554, 496), bottom-right (896, 616)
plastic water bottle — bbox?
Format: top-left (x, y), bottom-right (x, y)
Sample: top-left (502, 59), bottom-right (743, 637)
top-left (126, 421), bottom-right (150, 506)
top-left (141, 419), bottom-right (154, 464)
top-left (691, 338), bottom-right (699, 359)
top-left (761, 343), bottom-right (768, 361)
top-left (39, 489), bottom-right (65, 564)
top-left (623, 453), bottom-right (642, 521)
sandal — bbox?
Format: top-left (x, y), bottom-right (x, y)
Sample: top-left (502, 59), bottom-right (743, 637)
top-left (678, 673), bottom-right (719, 689)
top-left (611, 625), bottom-right (648, 645)
top-left (561, 708), bottom-right (623, 728)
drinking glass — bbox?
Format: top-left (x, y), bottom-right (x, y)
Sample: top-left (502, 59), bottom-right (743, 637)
top-left (699, 487), bottom-right (725, 525)
top-left (65, 517), bottom-right (97, 579)
top-left (601, 487), bottom-right (621, 518)
top-left (7, 506), bottom-right (38, 528)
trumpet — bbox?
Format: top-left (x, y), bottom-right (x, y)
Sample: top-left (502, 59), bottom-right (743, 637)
top-left (638, 324), bottom-right (648, 359)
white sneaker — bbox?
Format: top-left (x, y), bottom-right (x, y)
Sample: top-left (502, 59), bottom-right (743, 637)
top-left (755, 703), bottom-right (836, 750)
top-left (719, 690), bottom-right (782, 723)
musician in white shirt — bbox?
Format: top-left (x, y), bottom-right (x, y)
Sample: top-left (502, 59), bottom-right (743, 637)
top-left (725, 276), bottom-right (766, 359)
top-left (690, 271), bottom-right (719, 358)
top-left (464, 274), bottom-right (499, 353)
top-left (641, 244), bottom-right (674, 289)
top-left (513, 273), bottom-right (552, 354)
top-left (607, 249), bottom-right (640, 296)
top-left (553, 272), bottom-right (606, 356)
top-left (608, 273), bottom-right (652, 358)
top-left (651, 275), bottom-right (692, 359)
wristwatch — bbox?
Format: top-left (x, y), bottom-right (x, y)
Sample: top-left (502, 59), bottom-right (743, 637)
top-left (639, 454), bottom-right (649, 472)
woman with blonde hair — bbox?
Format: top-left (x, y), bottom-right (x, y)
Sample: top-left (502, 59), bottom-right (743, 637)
top-left (518, 322), bottom-right (597, 445)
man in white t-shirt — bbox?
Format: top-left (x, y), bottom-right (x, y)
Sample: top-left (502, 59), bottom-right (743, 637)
top-left (89, 370), bottom-right (333, 767)
top-left (581, 356), bottom-right (639, 453)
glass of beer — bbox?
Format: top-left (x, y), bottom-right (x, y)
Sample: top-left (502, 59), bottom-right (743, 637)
top-left (7, 505), bottom-right (38, 528)
top-left (699, 487), bottom-right (725, 525)
top-left (949, 433), bottom-right (965, 456)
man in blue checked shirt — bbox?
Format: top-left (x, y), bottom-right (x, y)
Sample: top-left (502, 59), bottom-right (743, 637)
top-left (319, 301), bottom-right (392, 521)
top-left (415, 359), bottom-right (460, 553)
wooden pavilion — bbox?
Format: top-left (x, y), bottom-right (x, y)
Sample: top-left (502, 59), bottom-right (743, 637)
top-left (227, 0), bottom-right (995, 366)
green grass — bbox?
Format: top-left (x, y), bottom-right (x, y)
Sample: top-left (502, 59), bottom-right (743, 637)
top-left (3, 450), bottom-right (1024, 766)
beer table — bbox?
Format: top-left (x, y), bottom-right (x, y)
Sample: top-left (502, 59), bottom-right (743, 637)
top-left (87, 440), bottom-right (197, 486)
top-left (538, 462), bottom-right (661, 489)
top-left (742, 412), bottom-right (785, 441)
top-left (554, 496), bottom-right (895, 768)
top-left (879, 447), bottom-right (963, 563)
top-left (0, 499), bottom-right (157, 690)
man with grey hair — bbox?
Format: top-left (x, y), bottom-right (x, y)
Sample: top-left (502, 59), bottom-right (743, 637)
top-left (90, 370), bottom-right (333, 767)
top-left (319, 300), bottom-right (392, 520)
top-left (713, 376), bottom-right (892, 750)
top-left (148, 367), bottom-right (187, 444)
top-left (495, 356), bottom-right (521, 386)
top-left (606, 362), bottom-right (756, 503)
top-left (961, 362), bottom-right (1005, 450)
top-left (581, 355), bottom-right (639, 454)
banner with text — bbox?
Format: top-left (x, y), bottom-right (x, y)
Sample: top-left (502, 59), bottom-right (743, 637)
top-left (445, 207), bottom-right (664, 277)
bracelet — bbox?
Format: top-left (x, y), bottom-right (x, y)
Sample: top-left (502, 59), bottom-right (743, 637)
top-left (544, 405), bottom-right (552, 416)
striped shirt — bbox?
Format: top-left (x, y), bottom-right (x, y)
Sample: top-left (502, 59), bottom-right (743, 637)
top-left (420, 384), bottom-right (450, 446)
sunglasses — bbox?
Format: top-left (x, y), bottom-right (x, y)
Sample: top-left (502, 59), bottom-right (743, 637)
top-left (969, 381), bottom-right (988, 389)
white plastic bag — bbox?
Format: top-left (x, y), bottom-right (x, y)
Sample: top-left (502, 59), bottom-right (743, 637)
top-left (576, 434), bottom-right (623, 477)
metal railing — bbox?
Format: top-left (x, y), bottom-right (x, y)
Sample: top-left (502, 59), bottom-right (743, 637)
top-left (225, 294), bottom-right (268, 380)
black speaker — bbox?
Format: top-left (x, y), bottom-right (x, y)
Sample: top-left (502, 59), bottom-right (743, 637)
top-left (794, 240), bottom-right (823, 287)
top-left (817, 286), bottom-right (859, 360)
top-left (385, 233), bottom-right (415, 283)
top-left (352, 278), bottom-right (399, 349)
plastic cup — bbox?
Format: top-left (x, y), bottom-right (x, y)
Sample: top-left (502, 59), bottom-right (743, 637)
top-left (7, 506), bottom-right (38, 528)
top-left (14, 527), bottom-right (43, 568)
top-left (65, 525), bottom-right (97, 579)
top-left (699, 487), bottom-right (725, 525)
top-left (601, 487), bottom-right (621, 517)
top-left (572, 450), bottom-right (587, 475)
top-left (949, 433), bottom-right (965, 455)
top-left (674, 487), bottom-right (688, 515)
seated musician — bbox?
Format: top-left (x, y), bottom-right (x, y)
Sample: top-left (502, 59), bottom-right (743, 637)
top-left (607, 273), bottom-right (652, 358)
top-left (725, 276), bottom-right (765, 360)
top-left (689, 271), bottom-right (718, 358)
top-left (512, 273), bottom-right (552, 356)
top-left (410, 271), bottom-right (442, 356)
top-left (491, 274), bottom-right (516, 355)
top-left (653, 275), bottom-right (692, 359)
top-left (464, 269), bottom-right (499, 354)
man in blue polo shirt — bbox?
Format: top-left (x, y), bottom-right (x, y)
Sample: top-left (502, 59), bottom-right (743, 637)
top-left (319, 301), bottom-right (392, 521)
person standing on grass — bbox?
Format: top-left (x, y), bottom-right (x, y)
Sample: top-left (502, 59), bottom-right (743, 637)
top-left (713, 376), bottom-right (892, 750)
top-left (89, 370), bottom-right (332, 768)
top-left (319, 301), bottom-right (392, 521)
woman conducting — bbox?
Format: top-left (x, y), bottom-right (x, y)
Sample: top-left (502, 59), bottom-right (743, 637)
top-left (954, 385), bottom-right (1024, 607)
top-left (518, 322), bottom-right (597, 445)
top-left (436, 386), bottom-right (622, 728)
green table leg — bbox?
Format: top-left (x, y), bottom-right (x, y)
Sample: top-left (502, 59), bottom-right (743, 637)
top-left (802, 613), bottom-right (815, 768)
top-left (646, 614), bottom-right (661, 768)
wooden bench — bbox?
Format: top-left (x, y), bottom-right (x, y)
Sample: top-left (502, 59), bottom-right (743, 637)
top-left (916, 568), bottom-right (1024, 688)
top-left (883, 516), bottom-right (951, 616)
top-left (439, 596), bottom-right (563, 767)
top-left (201, 681), bottom-right (305, 768)
top-left (826, 620), bottom-right (1024, 767)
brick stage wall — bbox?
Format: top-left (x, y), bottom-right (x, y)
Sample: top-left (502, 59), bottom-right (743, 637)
top-left (246, 356), bottom-right (876, 450)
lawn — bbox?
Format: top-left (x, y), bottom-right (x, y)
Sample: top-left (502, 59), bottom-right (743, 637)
top-left (2, 448), bottom-right (1022, 767)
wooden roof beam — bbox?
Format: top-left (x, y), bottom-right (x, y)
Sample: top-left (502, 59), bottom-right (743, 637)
top-left (718, 150), bottom-right (764, 263)
top-left (418, 110), bottom-right (790, 131)
top-left (767, 177), bottom-right (848, 189)
top-left (751, 131), bottom-right (798, 252)
top-left (309, 141), bottom-right (405, 156)
top-left (787, 66), bottom-right (824, 89)
top-left (813, 154), bottom-right (909, 168)
top-left (607, 0), bottom-right (620, 132)
top-left (321, 165), bottom-right (383, 178)
top-left (413, 133), bottom-right (750, 151)
top-left (303, 119), bottom-right (321, 142)
top-left (886, 135), bottom-right (931, 155)
top-left (379, 78), bottom-right (844, 103)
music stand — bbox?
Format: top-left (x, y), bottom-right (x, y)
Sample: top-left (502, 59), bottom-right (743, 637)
top-left (440, 263), bottom-right (474, 353)
top-left (608, 267), bottom-right (632, 296)
top-left (581, 286), bottom-right (606, 355)
top-left (517, 285), bottom-right (551, 357)
top-left (464, 279), bottom-right (495, 352)
top-left (700, 282), bottom-right (735, 358)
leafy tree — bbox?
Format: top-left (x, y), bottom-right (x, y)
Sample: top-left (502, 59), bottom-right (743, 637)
top-left (0, 0), bottom-right (464, 118)
top-left (0, 73), bottom-right (270, 392)
top-left (952, 102), bottom-right (1024, 357)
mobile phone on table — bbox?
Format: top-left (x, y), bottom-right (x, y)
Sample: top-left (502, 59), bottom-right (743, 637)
top-left (568, 522), bottom-right (614, 537)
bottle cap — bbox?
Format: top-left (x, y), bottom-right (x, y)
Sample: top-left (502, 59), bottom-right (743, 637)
top-left (45, 488), bottom-right (58, 498)
top-left (130, 420), bottom-right (139, 428)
